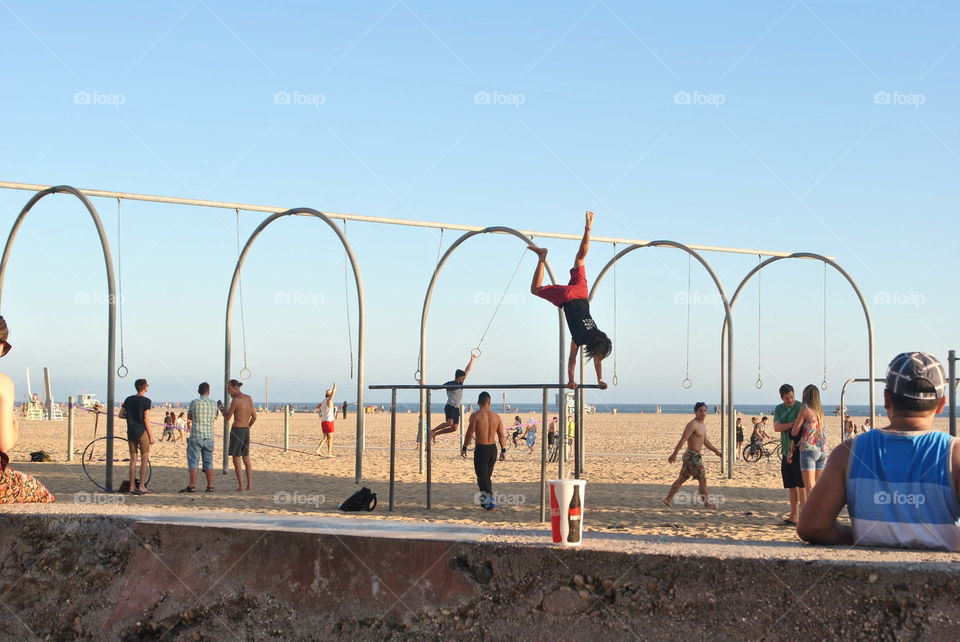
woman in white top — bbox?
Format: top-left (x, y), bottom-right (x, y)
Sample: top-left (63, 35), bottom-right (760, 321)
top-left (315, 383), bottom-right (336, 457)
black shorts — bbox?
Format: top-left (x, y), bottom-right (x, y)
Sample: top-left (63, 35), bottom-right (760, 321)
top-left (444, 404), bottom-right (460, 424)
top-left (781, 451), bottom-right (804, 489)
top-left (229, 427), bottom-right (250, 457)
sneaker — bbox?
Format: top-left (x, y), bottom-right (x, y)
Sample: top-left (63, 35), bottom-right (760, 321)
top-left (483, 497), bottom-right (496, 511)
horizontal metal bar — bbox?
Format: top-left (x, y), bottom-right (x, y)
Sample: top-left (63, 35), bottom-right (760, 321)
top-left (369, 384), bottom-right (604, 390)
top-left (0, 181), bottom-right (811, 258)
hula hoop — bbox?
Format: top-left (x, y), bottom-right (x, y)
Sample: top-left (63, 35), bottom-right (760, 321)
top-left (117, 365), bottom-right (128, 378)
top-left (755, 378), bottom-right (763, 390)
top-left (239, 367), bottom-right (252, 380)
top-left (471, 347), bottom-right (482, 358)
top-left (681, 378), bottom-right (693, 390)
top-left (81, 436), bottom-right (152, 492)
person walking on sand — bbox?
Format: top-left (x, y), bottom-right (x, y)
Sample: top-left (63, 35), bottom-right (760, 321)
top-left (174, 411), bottom-right (187, 443)
top-left (315, 383), bottom-right (337, 457)
top-left (774, 384), bottom-right (806, 525)
top-left (529, 210), bottom-right (611, 390)
top-left (341, 400), bottom-right (348, 420)
top-left (182, 382), bottom-right (219, 493)
top-left (663, 402), bottom-right (722, 509)
top-left (223, 379), bottom-right (256, 491)
top-left (429, 353), bottom-right (477, 444)
top-left (119, 378), bottom-right (153, 495)
top-left (461, 391), bottom-right (507, 510)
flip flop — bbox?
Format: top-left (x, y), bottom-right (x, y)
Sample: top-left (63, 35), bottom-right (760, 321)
top-left (205, 486), bottom-right (215, 492)
top-left (129, 490), bottom-right (144, 496)
top-left (782, 518), bottom-right (798, 526)
top-left (179, 486), bottom-right (197, 493)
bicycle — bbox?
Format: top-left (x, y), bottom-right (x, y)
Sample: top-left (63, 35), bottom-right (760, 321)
top-left (741, 439), bottom-right (782, 463)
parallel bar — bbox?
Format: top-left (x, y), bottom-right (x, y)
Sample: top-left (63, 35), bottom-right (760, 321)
top-left (389, 389), bottom-right (397, 511)
top-left (370, 384), bottom-right (604, 390)
top-left (0, 181), bottom-right (808, 259)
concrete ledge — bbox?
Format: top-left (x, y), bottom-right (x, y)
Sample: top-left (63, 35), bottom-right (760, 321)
top-left (1, 511), bottom-right (958, 640)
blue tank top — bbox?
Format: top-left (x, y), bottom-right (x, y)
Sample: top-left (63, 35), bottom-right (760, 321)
top-left (847, 429), bottom-right (960, 551)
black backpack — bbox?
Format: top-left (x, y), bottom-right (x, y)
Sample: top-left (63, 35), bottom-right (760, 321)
top-left (339, 486), bottom-right (377, 512)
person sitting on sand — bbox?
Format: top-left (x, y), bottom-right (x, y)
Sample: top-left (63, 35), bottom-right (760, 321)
top-left (314, 383), bottom-right (336, 457)
top-left (429, 353), bottom-right (477, 444)
top-left (529, 210), bottom-right (611, 390)
top-left (223, 378), bottom-right (256, 491)
top-left (0, 316), bottom-right (55, 503)
top-left (119, 378), bottom-right (154, 495)
top-left (663, 402), bottom-right (722, 509)
top-left (799, 352), bottom-right (960, 551)
top-left (461, 391), bottom-right (507, 510)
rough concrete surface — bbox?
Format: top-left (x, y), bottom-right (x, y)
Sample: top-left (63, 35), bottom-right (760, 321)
top-left (1, 511), bottom-right (958, 641)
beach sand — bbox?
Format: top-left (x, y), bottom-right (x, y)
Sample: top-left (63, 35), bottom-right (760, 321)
top-left (4, 407), bottom-right (952, 545)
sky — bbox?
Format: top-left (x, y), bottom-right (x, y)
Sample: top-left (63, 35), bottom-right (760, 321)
top-left (0, 1), bottom-right (957, 408)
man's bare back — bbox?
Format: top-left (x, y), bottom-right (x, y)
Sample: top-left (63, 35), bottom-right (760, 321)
top-left (469, 408), bottom-right (504, 446)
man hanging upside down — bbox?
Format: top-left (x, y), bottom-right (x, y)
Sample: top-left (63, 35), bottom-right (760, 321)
top-left (529, 210), bottom-right (612, 390)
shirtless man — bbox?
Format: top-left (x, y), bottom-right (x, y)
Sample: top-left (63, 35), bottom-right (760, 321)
top-left (223, 378), bottom-right (257, 491)
top-left (461, 391), bottom-right (507, 510)
top-left (663, 402), bottom-right (722, 509)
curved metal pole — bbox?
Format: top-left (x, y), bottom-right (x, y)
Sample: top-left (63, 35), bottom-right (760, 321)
top-left (840, 378), bottom-right (885, 439)
top-left (417, 227), bottom-right (566, 475)
top-left (720, 253), bottom-right (876, 441)
top-left (590, 241), bottom-right (736, 478)
top-left (223, 208), bottom-right (366, 482)
top-left (0, 186), bottom-right (117, 489)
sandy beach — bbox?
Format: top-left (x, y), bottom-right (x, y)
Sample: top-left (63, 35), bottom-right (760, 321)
top-left (4, 405), bottom-right (954, 547)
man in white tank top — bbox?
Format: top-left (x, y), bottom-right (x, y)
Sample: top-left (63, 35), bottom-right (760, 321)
top-left (315, 383), bottom-right (337, 457)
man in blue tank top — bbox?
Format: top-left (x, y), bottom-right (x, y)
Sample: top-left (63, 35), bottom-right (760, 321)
top-left (799, 352), bottom-right (960, 551)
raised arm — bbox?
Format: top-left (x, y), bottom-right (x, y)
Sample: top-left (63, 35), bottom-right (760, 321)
top-left (463, 354), bottom-right (477, 379)
top-left (593, 358), bottom-right (607, 390)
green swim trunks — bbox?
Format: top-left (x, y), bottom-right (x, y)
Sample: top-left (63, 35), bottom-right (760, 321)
top-left (679, 450), bottom-right (706, 482)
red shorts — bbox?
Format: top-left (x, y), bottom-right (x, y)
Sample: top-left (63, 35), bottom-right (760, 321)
top-left (534, 265), bottom-right (589, 307)
top-left (321, 421), bottom-right (335, 434)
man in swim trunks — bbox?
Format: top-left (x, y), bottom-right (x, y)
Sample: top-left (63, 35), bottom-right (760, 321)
top-left (430, 353), bottom-right (477, 443)
top-left (529, 210), bottom-right (611, 389)
top-left (315, 382), bottom-right (336, 457)
top-left (461, 391), bottom-right (507, 510)
top-left (663, 402), bottom-right (722, 509)
top-left (119, 378), bottom-right (153, 495)
top-left (224, 378), bottom-right (257, 491)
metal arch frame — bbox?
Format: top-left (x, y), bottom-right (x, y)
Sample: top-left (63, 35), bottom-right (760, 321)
top-left (0, 186), bottom-right (118, 489)
top-left (224, 208), bottom-right (366, 482)
top-left (839, 378), bottom-right (885, 438)
top-left (719, 253), bottom-right (876, 446)
top-left (588, 241), bottom-right (737, 478)
top-left (417, 226), bottom-right (568, 475)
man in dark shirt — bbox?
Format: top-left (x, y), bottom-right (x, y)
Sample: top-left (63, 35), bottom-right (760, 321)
top-left (529, 210), bottom-right (611, 389)
top-left (119, 378), bottom-right (153, 494)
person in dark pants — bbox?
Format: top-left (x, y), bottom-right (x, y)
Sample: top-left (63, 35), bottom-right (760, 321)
top-left (461, 391), bottom-right (507, 510)
top-left (774, 384), bottom-right (806, 525)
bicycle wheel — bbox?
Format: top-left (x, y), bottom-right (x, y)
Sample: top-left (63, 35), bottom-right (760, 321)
top-left (742, 445), bottom-right (762, 463)
top-left (81, 436), bottom-right (152, 492)
top-left (774, 443), bottom-right (784, 461)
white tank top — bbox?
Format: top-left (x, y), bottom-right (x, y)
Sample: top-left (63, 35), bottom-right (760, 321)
top-left (320, 401), bottom-right (335, 422)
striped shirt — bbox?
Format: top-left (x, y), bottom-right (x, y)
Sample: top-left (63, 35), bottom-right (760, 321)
top-left (188, 396), bottom-right (218, 440)
top-left (847, 429), bottom-right (960, 551)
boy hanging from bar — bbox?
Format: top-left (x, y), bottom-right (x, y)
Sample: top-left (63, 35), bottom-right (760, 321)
top-left (529, 210), bottom-right (612, 389)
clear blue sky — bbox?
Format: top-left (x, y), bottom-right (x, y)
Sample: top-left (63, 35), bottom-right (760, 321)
top-left (0, 1), bottom-right (957, 408)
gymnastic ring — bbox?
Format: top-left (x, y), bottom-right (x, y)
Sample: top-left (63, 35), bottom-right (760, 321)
top-left (612, 374), bottom-right (619, 386)
top-left (240, 367), bottom-right (252, 380)
top-left (81, 436), bottom-right (152, 492)
top-left (116, 365), bottom-right (128, 378)
top-left (414, 369), bottom-right (422, 383)
top-left (821, 380), bottom-right (828, 391)
top-left (755, 378), bottom-right (763, 390)
top-left (471, 347), bottom-right (482, 358)
top-left (681, 378), bottom-right (693, 389)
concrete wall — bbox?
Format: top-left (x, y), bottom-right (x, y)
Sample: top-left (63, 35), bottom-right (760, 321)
top-left (0, 513), bottom-right (957, 640)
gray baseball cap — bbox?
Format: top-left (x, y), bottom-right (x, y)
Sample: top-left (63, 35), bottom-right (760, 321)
top-left (886, 352), bottom-right (946, 401)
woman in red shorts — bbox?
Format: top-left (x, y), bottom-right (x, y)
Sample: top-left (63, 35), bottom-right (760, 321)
top-left (529, 211), bottom-right (611, 390)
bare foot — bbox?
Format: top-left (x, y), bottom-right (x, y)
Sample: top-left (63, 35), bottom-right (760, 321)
top-left (662, 497), bottom-right (673, 508)
top-left (528, 246), bottom-right (548, 259)
top-left (705, 502), bottom-right (717, 510)
top-left (566, 381), bottom-right (578, 390)
top-left (246, 485), bottom-right (252, 491)
top-left (234, 486), bottom-right (244, 491)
